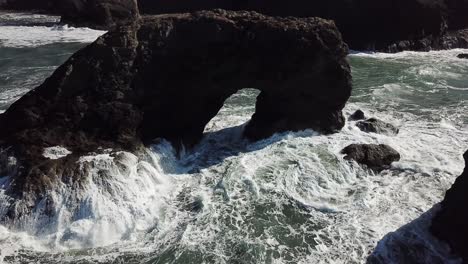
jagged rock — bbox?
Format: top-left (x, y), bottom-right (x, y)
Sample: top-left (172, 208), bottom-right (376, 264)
top-left (349, 110), bottom-right (366, 121)
top-left (458, 53), bottom-right (468, 59)
top-left (341, 144), bottom-right (401, 170)
top-left (431, 150), bottom-right (468, 262)
top-left (0, 10), bottom-right (351, 204)
top-left (356, 118), bottom-right (399, 135)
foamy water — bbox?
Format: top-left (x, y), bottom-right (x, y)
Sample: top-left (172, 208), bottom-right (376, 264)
top-left (0, 13), bottom-right (467, 264)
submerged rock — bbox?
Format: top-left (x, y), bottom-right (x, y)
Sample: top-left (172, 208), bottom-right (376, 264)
top-left (0, 10), bottom-right (351, 206)
top-left (457, 53), bottom-right (468, 59)
top-left (341, 144), bottom-right (401, 170)
top-left (356, 118), bottom-right (399, 135)
top-left (349, 110), bottom-right (366, 121)
top-left (431, 150), bottom-right (468, 262)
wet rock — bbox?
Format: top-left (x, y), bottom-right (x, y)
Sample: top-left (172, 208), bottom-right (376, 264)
top-left (431, 150), bottom-right (468, 262)
top-left (341, 144), bottom-right (401, 170)
top-left (349, 110), bottom-right (366, 121)
top-left (0, 10), bottom-right (351, 206)
top-left (457, 53), bottom-right (468, 59)
top-left (356, 118), bottom-right (399, 135)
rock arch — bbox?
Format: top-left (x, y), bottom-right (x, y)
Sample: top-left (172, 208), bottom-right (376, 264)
top-left (0, 10), bottom-right (351, 197)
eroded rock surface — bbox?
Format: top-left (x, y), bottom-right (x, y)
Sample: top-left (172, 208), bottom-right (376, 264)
top-left (458, 53), bottom-right (468, 59)
top-left (0, 10), bottom-right (351, 211)
top-left (431, 150), bottom-right (468, 262)
top-left (341, 144), bottom-right (401, 170)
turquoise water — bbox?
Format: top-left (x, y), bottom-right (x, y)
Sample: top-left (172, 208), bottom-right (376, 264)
top-left (0, 12), bottom-right (467, 264)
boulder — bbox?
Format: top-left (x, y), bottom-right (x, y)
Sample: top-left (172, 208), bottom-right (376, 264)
top-left (431, 150), bottom-right (468, 262)
top-left (341, 144), bottom-right (401, 170)
top-left (356, 118), bottom-right (399, 135)
top-left (349, 109), bottom-right (366, 121)
top-left (0, 10), bottom-right (351, 206)
top-left (457, 53), bottom-right (468, 59)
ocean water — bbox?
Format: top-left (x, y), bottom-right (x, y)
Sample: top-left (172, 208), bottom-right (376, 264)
top-left (0, 12), bottom-right (467, 264)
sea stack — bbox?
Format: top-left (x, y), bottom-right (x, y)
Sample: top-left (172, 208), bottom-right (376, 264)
top-left (0, 10), bottom-right (352, 217)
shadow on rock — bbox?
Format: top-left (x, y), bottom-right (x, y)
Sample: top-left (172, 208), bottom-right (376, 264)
top-left (367, 206), bottom-right (461, 264)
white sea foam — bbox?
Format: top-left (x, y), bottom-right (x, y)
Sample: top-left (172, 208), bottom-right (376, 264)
top-left (43, 146), bottom-right (72, 160)
top-left (0, 29), bottom-right (467, 263)
top-left (0, 25), bottom-right (106, 48)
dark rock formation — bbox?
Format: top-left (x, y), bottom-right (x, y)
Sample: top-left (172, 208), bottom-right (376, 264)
top-left (458, 53), bottom-right (468, 59)
top-left (349, 110), bottom-right (366, 121)
top-left (57, 0), bottom-right (140, 29)
top-left (382, 28), bottom-right (468, 52)
top-left (341, 144), bottom-right (401, 170)
top-left (431, 150), bottom-right (468, 262)
top-left (0, 0), bottom-right (139, 30)
top-left (3, 0), bottom-right (468, 50)
top-left (445, 0), bottom-right (468, 30)
top-left (138, 0), bottom-right (468, 51)
top-left (356, 118), bottom-right (399, 135)
top-left (0, 10), bottom-right (351, 205)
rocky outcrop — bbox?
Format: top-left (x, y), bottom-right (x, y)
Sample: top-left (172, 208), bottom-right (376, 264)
top-left (138, 0), bottom-right (468, 51)
top-left (458, 53), bottom-right (468, 59)
top-left (431, 150), bottom-right (468, 261)
top-left (0, 10), bottom-right (351, 208)
top-left (57, 0), bottom-right (140, 29)
top-left (356, 118), bottom-right (399, 135)
top-left (341, 144), bottom-right (401, 170)
top-left (382, 28), bottom-right (468, 52)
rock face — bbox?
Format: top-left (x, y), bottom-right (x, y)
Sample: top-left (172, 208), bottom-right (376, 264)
top-left (0, 10), bottom-right (351, 206)
top-left (341, 144), bottom-right (401, 170)
top-left (138, 0), bottom-right (468, 51)
top-left (356, 118), bottom-right (399, 135)
top-left (57, 0), bottom-right (140, 29)
top-left (431, 150), bottom-right (468, 261)
top-left (458, 53), bottom-right (468, 59)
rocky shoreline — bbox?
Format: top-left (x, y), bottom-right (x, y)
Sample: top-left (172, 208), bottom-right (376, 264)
top-left (2, 0), bottom-right (468, 51)
top-left (0, 0), bottom-right (467, 262)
